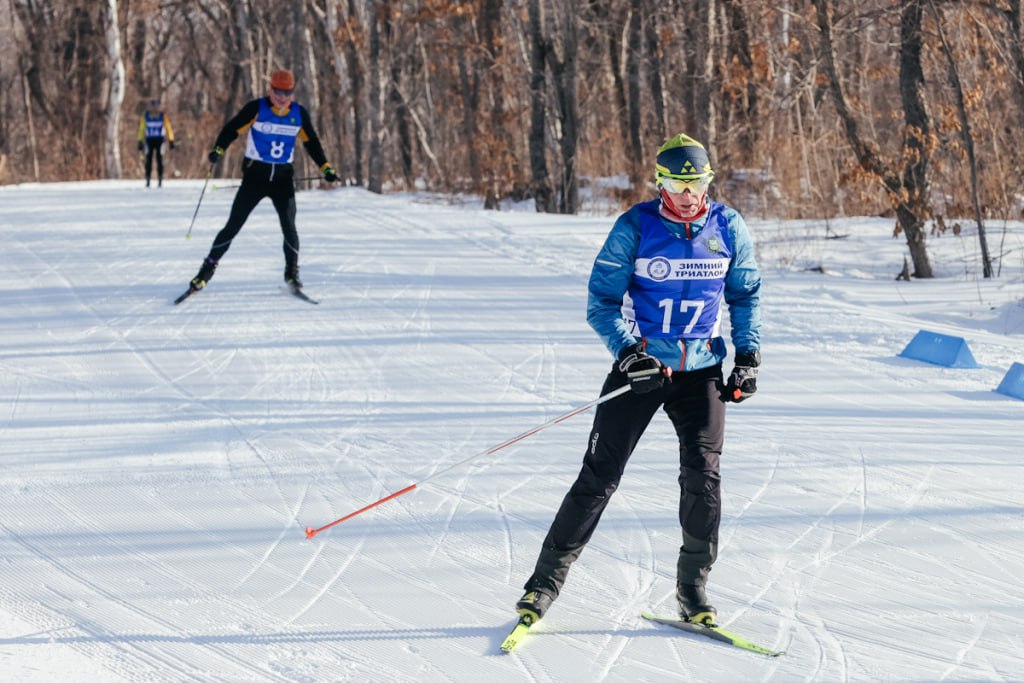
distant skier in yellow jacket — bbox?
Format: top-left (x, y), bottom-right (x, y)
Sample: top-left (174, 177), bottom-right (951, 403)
top-left (137, 99), bottom-right (175, 188)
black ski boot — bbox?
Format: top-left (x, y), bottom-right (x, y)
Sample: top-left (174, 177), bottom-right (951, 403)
top-left (284, 266), bottom-right (303, 292)
top-left (190, 257), bottom-right (218, 291)
top-left (677, 583), bottom-right (716, 625)
top-left (515, 589), bottom-right (554, 623)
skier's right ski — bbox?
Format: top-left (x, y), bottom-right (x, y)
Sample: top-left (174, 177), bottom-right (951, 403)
top-left (282, 280), bottom-right (320, 304)
top-left (642, 612), bottom-right (784, 657)
top-left (173, 286), bottom-right (199, 305)
top-left (500, 614), bottom-right (536, 653)
top-left (288, 287), bottom-right (320, 305)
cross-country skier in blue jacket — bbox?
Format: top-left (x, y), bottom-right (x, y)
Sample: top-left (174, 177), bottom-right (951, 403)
top-left (516, 133), bottom-right (762, 627)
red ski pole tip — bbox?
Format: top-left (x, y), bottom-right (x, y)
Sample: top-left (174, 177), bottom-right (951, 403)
top-left (305, 527), bottom-right (317, 539)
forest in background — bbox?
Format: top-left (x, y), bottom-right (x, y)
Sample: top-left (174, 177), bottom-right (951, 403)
top-left (3, 0), bottom-right (1024, 279)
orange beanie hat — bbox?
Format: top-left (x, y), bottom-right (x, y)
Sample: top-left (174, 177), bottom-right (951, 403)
top-left (270, 69), bottom-right (295, 90)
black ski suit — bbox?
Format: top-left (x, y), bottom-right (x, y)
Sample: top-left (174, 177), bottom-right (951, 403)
top-left (203, 98), bottom-right (330, 277)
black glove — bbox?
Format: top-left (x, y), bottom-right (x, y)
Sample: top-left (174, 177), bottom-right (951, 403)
top-left (322, 165), bottom-right (339, 183)
top-left (725, 350), bottom-right (760, 402)
top-left (208, 146), bottom-right (224, 164)
top-left (137, 141), bottom-right (144, 151)
top-left (169, 140), bottom-right (175, 150)
top-left (617, 344), bottom-right (667, 394)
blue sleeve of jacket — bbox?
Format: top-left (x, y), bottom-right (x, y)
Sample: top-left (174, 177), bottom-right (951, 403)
top-left (723, 209), bottom-right (761, 354)
top-left (586, 208), bottom-right (642, 360)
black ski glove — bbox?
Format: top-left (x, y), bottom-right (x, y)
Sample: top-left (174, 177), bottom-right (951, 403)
top-left (208, 146), bottom-right (224, 164)
top-left (725, 350), bottom-right (760, 402)
top-left (169, 140), bottom-right (175, 150)
top-left (137, 140), bottom-right (144, 151)
top-left (322, 164), bottom-right (339, 182)
top-left (618, 344), bottom-right (668, 394)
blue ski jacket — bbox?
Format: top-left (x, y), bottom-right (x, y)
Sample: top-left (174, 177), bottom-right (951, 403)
top-left (587, 198), bottom-right (761, 371)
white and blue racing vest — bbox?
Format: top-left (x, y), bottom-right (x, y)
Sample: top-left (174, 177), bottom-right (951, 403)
top-left (143, 112), bottom-right (165, 138)
top-left (622, 201), bottom-right (734, 339)
top-left (244, 99), bottom-right (302, 164)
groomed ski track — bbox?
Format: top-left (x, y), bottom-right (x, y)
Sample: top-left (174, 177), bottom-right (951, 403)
top-left (0, 180), bottom-right (1021, 682)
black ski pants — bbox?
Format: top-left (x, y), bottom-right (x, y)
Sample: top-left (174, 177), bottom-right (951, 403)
top-left (206, 159), bottom-right (299, 273)
top-left (525, 363), bottom-right (725, 598)
top-left (144, 137), bottom-right (164, 182)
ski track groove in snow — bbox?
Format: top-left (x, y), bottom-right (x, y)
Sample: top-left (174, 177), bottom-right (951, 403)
top-left (50, 481), bottom-right (392, 680)
top-left (38, 488), bottom-right (327, 678)
top-left (281, 534), bottom-right (366, 626)
top-left (18, 220), bottom-right (299, 531)
top-left (944, 613), bottom-right (986, 680)
top-left (0, 581), bottom-right (193, 682)
top-left (0, 517), bottom-right (245, 681)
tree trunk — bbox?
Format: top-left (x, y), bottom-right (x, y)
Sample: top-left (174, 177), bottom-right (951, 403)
top-left (129, 14), bottom-right (147, 98)
top-left (316, 0), bottom-right (349, 184)
top-left (527, 0), bottom-right (555, 213)
top-left (480, 0), bottom-right (506, 210)
top-left (390, 44), bottom-right (413, 186)
top-left (229, 0), bottom-right (254, 115)
top-left (103, 0), bottom-right (125, 179)
top-left (1005, 1), bottom-right (1024, 136)
top-left (455, 15), bottom-right (481, 194)
top-left (602, 2), bottom-right (630, 174)
top-left (625, 6), bottom-right (643, 188)
top-left (345, 0), bottom-right (365, 186)
top-left (722, 0), bottom-right (758, 159)
top-left (897, 0), bottom-right (933, 278)
top-left (303, 9), bottom-right (321, 122)
top-left (682, 1), bottom-right (715, 141)
top-left (814, 0), bottom-right (933, 278)
top-left (366, 0), bottom-right (383, 194)
top-left (929, 0), bottom-right (992, 278)
top-left (548, 2), bottom-right (579, 214)
top-left (643, 2), bottom-right (665, 138)
top-left (19, 55), bottom-right (40, 181)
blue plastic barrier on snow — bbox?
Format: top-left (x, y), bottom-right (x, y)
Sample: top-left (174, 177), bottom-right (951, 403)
top-left (995, 362), bottom-right (1024, 400)
top-left (898, 330), bottom-right (980, 368)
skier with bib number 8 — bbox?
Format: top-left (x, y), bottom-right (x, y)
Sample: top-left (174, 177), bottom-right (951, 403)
top-left (184, 69), bottom-right (339, 297)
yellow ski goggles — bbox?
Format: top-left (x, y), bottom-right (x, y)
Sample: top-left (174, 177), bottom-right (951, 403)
top-left (656, 173), bottom-right (712, 194)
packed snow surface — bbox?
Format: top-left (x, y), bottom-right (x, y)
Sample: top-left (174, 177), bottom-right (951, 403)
top-left (1, 180), bottom-right (1022, 681)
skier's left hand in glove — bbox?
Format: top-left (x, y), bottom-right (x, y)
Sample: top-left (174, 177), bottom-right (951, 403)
top-left (618, 343), bottom-right (671, 394)
top-left (725, 350), bottom-right (760, 402)
top-left (322, 164), bottom-right (339, 183)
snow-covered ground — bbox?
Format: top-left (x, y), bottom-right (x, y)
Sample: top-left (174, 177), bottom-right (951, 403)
top-left (1, 180), bottom-right (1022, 682)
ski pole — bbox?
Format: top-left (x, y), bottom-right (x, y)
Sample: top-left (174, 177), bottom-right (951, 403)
top-left (304, 383), bottom-right (632, 539)
top-left (185, 167), bottom-right (213, 240)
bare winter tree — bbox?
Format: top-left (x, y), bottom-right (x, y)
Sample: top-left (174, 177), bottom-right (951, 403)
top-left (103, 0), bottom-right (125, 179)
top-left (815, 0), bottom-right (934, 278)
top-left (527, 0), bottom-right (555, 213)
top-left (929, 0), bottom-right (992, 278)
top-left (546, 0), bottom-right (580, 214)
top-left (366, 0), bottom-right (384, 194)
